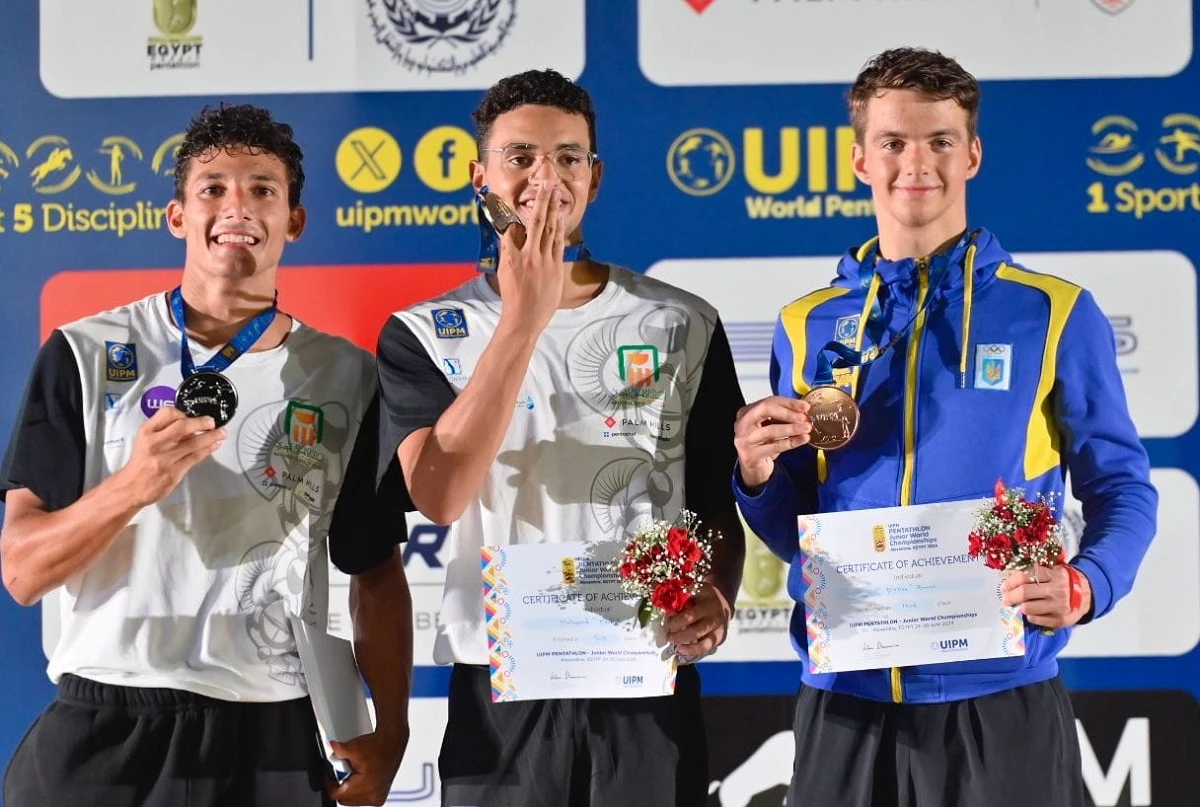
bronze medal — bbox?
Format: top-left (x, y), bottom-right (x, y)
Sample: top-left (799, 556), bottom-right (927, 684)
top-left (802, 386), bottom-right (860, 451)
top-left (480, 191), bottom-right (524, 235)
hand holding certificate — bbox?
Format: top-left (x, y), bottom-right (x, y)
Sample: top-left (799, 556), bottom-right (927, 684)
top-left (800, 501), bottom-right (1026, 674)
top-left (482, 541), bottom-right (678, 702)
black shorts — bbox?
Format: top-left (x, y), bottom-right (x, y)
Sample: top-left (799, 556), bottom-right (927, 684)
top-left (3, 673), bottom-right (334, 807)
top-left (439, 663), bottom-right (708, 807)
top-left (789, 676), bottom-right (1086, 807)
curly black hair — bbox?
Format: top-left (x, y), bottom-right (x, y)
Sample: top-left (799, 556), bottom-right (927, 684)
top-left (173, 103), bottom-right (305, 208)
top-left (472, 69), bottom-right (597, 154)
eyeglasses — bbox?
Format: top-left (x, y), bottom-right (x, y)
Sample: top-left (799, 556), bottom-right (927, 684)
top-left (479, 144), bottom-right (599, 181)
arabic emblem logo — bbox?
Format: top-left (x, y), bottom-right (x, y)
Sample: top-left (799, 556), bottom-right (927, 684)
top-left (368, 0), bottom-right (517, 74)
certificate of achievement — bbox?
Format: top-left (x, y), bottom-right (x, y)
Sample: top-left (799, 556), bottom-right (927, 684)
top-left (482, 541), bottom-right (678, 702)
top-left (800, 501), bottom-right (1025, 674)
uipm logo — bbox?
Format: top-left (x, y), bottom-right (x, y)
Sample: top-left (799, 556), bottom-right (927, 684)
top-left (935, 637), bottom-right (969, 652)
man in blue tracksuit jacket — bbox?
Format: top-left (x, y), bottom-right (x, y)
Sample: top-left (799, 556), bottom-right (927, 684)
top-left (732, 48), bottom-right (1157, 807)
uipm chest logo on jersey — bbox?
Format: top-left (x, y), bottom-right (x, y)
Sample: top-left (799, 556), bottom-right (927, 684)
top-left (834, 315), bottom-right (859, 347)
top-left (432, 307), bottom-right (469, 339)
top-left (105, 341), bottom-right (138, 382)
top-left (974, 343), bottom-right (1013, 391)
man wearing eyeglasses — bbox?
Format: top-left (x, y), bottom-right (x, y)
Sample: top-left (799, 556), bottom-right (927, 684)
top-left (359, 69), bottom-right (747, 806)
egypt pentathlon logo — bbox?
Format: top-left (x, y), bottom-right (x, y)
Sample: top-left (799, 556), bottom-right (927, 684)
top-left (148, 0), bottom-right (203, 70)
top-left (367, 0), bottom-right (517, 74)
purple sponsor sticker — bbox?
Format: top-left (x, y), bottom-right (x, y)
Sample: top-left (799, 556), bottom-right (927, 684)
top-left (140, 385), bottom-right (177, 418)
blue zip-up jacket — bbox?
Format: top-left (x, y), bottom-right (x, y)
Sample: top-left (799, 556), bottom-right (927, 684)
top-left (734, 228), bottom-right (1158, 704)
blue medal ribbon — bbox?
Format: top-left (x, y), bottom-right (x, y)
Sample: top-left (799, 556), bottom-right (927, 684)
top-left (169, 286), bottom-right (278, 378)
top-left (475, 186), bottom-right (589, 273)
top-left (811, 231), bottom-right (974, 388)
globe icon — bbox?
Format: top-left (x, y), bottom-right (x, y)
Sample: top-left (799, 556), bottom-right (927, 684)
top-left (107, 343), bottom-right (134, 369)
top-left (667, 128), bottom-right (736, 196)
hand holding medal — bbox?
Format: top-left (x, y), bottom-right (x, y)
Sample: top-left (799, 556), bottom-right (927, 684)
top-left (733, 396), bottom-right (815, 490)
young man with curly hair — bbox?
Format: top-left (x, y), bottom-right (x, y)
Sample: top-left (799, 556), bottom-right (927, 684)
top-left (363, 68), bottom-right (747, 806)
top-left (1, 104), bottom-right (411, 807)
top-left (732, 48), bottom-right (1157, 807)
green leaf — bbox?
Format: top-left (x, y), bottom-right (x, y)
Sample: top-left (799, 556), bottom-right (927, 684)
top-left (637, 598), bottom-right (653, 628)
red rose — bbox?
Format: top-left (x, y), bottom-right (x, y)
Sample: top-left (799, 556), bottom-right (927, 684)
top-left (1013, 528), bottom-right (1029, 546)
top-left (635, 557), bottom-right (655, 584)
top-left (1031, 507), bottom-right (1053, 539)
top-left (994, 478), bottom-right (1007, 503)
top-left (985, 534), bottom-right (1014, 570)
top-left (968, 533), bottom-right (983, 558)
top-left (619, 561), bottom-right (636, 580)
top-left (667, 527), bottom-right (691, 559)
top-left (651, 580), bottom-right (692, 613)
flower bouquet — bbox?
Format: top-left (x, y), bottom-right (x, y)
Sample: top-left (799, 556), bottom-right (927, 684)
top-left (969, 479), bottom-right (1088, 634)
top-left (968, 479), bottom-right (1066, 572)
top-left (616, 510), bottom-right (718, 628)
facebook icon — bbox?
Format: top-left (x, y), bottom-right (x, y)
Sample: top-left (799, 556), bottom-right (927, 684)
top-left (438, 139), bottom-right (456, 178)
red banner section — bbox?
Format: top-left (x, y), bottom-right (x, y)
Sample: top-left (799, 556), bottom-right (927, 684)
top-left (41, 264), bottom-right (477, 352)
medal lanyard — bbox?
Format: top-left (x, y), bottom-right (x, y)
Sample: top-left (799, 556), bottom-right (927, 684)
top-left (169, 286), bottom-right (278, 377)
top-left (812, 240), bottom-right (960, 391)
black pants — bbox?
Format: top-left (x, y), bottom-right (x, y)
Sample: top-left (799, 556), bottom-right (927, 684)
top-left (789, 677), bottom-right (1086, 807)
top-left (4, 674), bottom-right (334, 807)
top-left (439, 663), bottom-right (709, 807)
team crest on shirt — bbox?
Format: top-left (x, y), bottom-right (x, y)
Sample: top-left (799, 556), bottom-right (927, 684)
top-left (974, 343), bottom-right (1013, 391)
top-left (261, 402), bottom-right (329, 510)
top-left (613, 344), bottom-right (665, 405)
top-left (432, 308), bottom-right (469, 339)
top-left (834, 315), bottom-right (860, 346)
top-left (284, 401), bottom-right (325, 447)
top-left (105, 341), bottom-right (138, 382)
